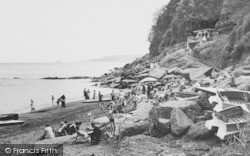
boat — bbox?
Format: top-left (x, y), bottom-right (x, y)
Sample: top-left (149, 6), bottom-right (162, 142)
top-left (0, 120), bottom-right (25, 126)
top-left (81, 98), bottom-right (111, 104)
top-left (0, 114), bottom-right (19, 121)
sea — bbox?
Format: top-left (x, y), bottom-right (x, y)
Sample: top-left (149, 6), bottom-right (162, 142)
top-left (0, 61), bottom-right (127, 114)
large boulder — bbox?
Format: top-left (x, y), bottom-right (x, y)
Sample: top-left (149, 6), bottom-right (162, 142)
top-left (132, 101), bottom-right (153, 121)
top-left (159, 100), bottom-right (202, 122)
top-left (149, 100), bottom-right (201, 136)
top-left (118, 120), bottom-right (150, 140)
top-left (181, 101), bottom-right (202, 122)
top-left (149, 68), bottom-right (166, 79)
top-left (117, 135), bottom-right (186, 156)
top-left (117, 101), bottom-right (153, 139)
top-left (186, 121), bottom-right (212, 140)
top-left (170, 108), bottom-right (194, 136)
top-left (149, 106), bottom-right (171, 136)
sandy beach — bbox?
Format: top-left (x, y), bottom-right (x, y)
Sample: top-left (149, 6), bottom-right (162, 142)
top-left (0, 99), bottom-right (108, 144)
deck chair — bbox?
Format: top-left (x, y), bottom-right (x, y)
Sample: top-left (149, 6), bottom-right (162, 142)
top-left (75, 130), bottom-right (91, 143)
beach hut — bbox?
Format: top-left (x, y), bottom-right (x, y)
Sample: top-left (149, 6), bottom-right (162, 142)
top-left (140, 77), bottom-right (158, 83)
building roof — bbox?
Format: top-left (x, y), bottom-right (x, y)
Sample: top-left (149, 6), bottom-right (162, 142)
top-left (193, 28), bottom-right (215, 33)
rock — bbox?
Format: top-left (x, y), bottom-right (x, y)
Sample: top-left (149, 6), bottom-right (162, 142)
top-left (160, 100), bottom-right (202, 122)
top-left (236, 78), bottom-right (250, 91)
top-left (156, 118), bottom-right (171, 134)
top-left (118, 120), bottom-right (150, 140)
top-left (117, 135), bottom-right (186, 156)
top-left (173, 140), bottom-right (210, 156)
top-left (170, 108), bottom-right (194, 136)
top-left (131, 101), bottom-right (153, 121)
top-left (149, 100), bottom-right (201, 136)
top-left (149, 106), bottom-right (171, 136)
top-left (196, 92), bottom-right (213, 110)
top-left (186, 121), bottom-right (212, 140)
top-left (149, 68), bottom-right (166, 79)
top-left (109, 82), bottom-right (120, 88)
top-left (181, 101), bottom-right (202, 122)
top-left (93, 116), bottom-right (110, 125)
top-left (168, 67), bottom-right (183, 75)
top-left (117, 101), bottom-right (153, 139)
top-left (194, 110), bottom-right (213, 122)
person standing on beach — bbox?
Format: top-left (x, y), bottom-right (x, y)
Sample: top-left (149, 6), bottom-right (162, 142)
top-left (93, 90), bottom-right (96, 99)
top-left (83, 88), bottom-right (87, 99)
top-left (61, 95), bottom-right (66, 108)
top-left (98, 91), bottom-right (103, 109)
top-left (87, 89), bottom-right (90, 99)
top-left (51, 95), bottom-right (54, 103)
top-left (30, 99), bottom-right (35, 112)
top-left (56, 98), bottom-right (61, 105)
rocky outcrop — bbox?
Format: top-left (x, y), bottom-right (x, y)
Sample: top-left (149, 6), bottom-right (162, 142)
top-left (149, 0), bottom-right (224, 56)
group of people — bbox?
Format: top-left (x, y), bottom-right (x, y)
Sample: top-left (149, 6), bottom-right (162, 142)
top-left (39, 121), bottom-right (103, 145)
top-left (56, 94), bottom-right (66, 108)
top-left (30, 94), bottom-right (66, 112)
top-left (83, 88), bottom-right (104, 103)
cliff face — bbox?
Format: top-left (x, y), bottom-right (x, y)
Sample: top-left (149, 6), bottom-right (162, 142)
top-left (149, 0), bottom-right (250, 69)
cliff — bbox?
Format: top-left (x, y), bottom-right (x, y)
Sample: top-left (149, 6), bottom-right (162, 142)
top-left (148, 0), bottom-right (250, 69)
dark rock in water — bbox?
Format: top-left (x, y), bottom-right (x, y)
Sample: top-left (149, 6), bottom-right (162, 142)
top-left (13, 77), bottom-right (20, 79)
top-left (42, 77), bottom-right (66, 80)
top-left (41, 76), bottom-right (91, 80)
top-left (67, 76), bottom-right (91, 79)
top-left (170, 108), bottom-right (194, 136)
top-left (186, 121), bottom-right (212, 140)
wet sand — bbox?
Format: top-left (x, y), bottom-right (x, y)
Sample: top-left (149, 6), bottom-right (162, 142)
top-left (0, 99), bottom-right (109, 144)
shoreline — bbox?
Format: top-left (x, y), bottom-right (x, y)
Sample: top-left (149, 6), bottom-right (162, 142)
top-left (0, 98), bottom-right (111, 144)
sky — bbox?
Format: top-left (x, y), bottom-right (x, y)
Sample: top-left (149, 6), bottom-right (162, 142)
top-left (0, 0), bottom-right (168, 62)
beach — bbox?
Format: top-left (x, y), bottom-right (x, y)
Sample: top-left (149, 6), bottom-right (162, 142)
top-left (0, 99), bottom-right (107, 144)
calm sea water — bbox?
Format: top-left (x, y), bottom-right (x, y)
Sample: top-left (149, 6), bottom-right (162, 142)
top-left (0, 62), bottom-right (127, 113)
